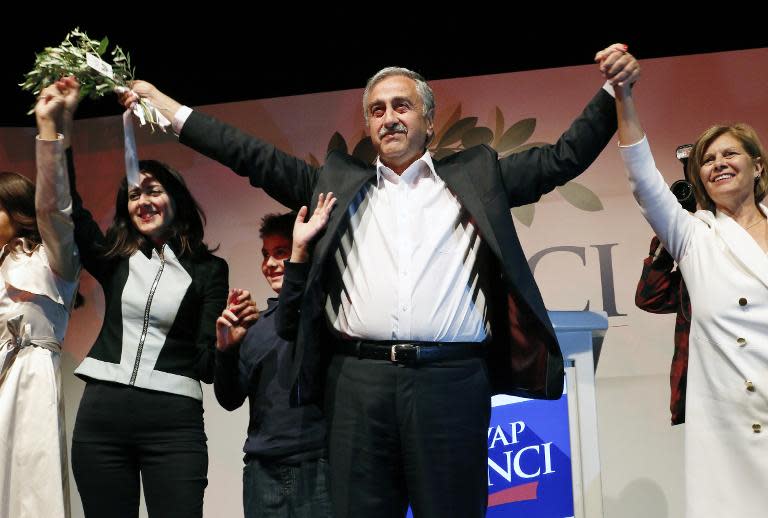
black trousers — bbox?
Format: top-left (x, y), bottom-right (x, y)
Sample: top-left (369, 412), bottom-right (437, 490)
top-left (71, 381), bottom-right (208, 518)
top-left (325, 355), bottom-right (491, 518)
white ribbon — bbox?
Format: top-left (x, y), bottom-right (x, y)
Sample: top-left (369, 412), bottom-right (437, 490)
top-left (123, 109), bottom-right (141, 187)
top-left (115, 87), bottom-right (171, 187)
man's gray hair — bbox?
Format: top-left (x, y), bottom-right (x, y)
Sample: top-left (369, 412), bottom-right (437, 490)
top-left (362, 67), bottom-right (435, 123)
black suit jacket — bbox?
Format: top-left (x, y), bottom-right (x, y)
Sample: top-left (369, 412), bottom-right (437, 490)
top-left (180, 87), bottom-right (616, 401)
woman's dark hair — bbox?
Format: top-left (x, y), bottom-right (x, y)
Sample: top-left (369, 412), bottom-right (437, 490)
top-left (103, 160), bottom-right (216, 258)
top-left (0, 171), bottom-right (40, 248)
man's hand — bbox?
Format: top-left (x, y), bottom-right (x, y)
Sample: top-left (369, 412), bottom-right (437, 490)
top-left (117, 80), bottom-right (183, 124)
top-left (595, 43), bottom-right (641, 95)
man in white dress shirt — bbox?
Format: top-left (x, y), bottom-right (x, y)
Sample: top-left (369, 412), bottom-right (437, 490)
top-left (120, 45), bottom-right (639, 517)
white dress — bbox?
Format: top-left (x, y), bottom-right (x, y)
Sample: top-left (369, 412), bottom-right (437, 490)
top-left (0, 137), bottom-right (80, 518)
top-left (621, 137), bottom-right (768, 518)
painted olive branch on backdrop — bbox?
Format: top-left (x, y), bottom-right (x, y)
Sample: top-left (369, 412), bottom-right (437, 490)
top-left (306, 104), bottom-right (603, 227)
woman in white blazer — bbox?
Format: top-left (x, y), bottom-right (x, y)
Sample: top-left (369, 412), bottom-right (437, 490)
top-left (597, 45), bottom-right (768, 518)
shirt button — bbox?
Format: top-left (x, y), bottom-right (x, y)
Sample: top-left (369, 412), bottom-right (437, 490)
top-left (753, 423), bottom-right (762, 433)
top-left (737, 337), bottom-right (747, 346)
top-left (402, 305), bottom-right (408, 312)
top-left (746, 381), bottom-right (756, 392)
top-left (739, 297), bottom-right (748, 306)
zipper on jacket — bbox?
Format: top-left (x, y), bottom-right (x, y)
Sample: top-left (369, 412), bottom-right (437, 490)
top-left (129, 247), bottom-right (166, 386)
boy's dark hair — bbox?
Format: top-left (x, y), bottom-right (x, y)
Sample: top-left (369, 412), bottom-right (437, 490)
top-left (259, 212), bottom-right (295, 239)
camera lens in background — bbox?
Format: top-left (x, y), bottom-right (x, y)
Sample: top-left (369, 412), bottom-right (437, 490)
top-left (671, 179), bottom-right (697, 212)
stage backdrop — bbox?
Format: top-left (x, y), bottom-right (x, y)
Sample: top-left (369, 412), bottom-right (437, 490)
top-left (1, 48), bottom-right (766, 518)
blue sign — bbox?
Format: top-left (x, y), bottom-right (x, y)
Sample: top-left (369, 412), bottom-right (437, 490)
top-left (407, 389), bottom-right (573, 518)
top-left (486, 392), bottom-right (573, 518)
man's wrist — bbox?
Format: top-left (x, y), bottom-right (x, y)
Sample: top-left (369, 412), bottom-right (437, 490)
top-left (172, 105), bottom-right (193, 135)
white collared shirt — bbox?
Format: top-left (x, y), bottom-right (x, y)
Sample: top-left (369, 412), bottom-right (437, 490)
top-left (324, 151), bottom-right (489, 342)
top-left (173, 110), bottom-right (490, 342)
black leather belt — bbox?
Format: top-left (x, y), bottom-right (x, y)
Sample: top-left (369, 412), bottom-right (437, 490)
top-left (334, 340), bottom-right (486, 365)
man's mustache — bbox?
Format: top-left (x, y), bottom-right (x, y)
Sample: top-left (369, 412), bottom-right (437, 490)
top-left (379, 123), bottom-right (407, 138)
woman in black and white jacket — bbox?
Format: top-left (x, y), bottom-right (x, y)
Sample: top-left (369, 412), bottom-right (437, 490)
top-left (57, 77), bottom-right (242, 518)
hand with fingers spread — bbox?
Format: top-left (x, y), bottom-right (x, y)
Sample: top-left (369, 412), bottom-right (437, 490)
top-left (290, 192), bottom-right (337, 263)
top-left (594, 43), bottom-right (641, 94)
top-left (216, 288), bottom-right (260, 351)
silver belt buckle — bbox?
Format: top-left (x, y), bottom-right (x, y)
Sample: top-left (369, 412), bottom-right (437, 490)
top-left (390, 343), bottom-right (417, 363)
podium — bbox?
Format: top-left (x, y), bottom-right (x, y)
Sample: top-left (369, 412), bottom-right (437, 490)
top-left (550, 310), bottom-right (608, 518)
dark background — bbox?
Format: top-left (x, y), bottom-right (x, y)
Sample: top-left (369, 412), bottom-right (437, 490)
top-left (3, 12), bottom-right (765, 127)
